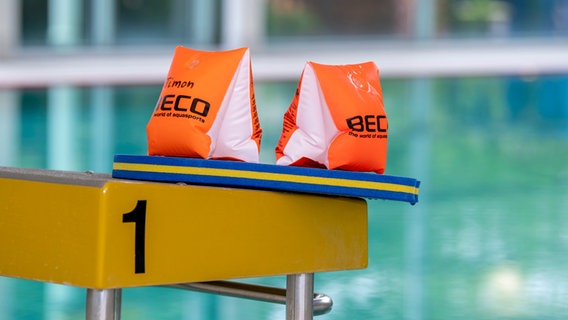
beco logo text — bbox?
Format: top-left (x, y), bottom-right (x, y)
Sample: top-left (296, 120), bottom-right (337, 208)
top-left (346, 115), bottom-right (387, 132)
top-left (156, 94), bottom-right (211, 117)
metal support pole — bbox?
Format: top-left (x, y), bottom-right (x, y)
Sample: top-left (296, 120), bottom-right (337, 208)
top-left (286, 273), bottom-right (314, 320)
top-left (168, 280), bottom-right (332, 316)
top-left (86, 288), bottom-right (122, 320)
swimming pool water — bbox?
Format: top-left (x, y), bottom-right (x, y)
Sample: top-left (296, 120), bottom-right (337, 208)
top-left (2, 75), bottom-right (568, 319)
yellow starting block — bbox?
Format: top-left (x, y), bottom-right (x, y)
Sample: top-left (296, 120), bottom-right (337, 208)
top-left (0, 166), bottom-right (374, 319)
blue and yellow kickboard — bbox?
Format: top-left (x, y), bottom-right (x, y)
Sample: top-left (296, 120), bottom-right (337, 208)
top-left (112, 155), bottom-right (420, 204)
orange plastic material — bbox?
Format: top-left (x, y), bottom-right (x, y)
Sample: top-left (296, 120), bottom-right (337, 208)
top-left (147, 46), bottom-right (262, 163)
top-left (275, 61), bottom-right (388, 173)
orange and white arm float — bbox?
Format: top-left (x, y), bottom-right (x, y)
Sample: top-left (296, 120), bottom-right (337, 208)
top-left (147, 46), bottom-right (262, 163)
top-left (275, 61), bottom-right (387, 173)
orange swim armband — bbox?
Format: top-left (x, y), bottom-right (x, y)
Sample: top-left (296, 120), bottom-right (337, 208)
top-left (147, 46), bottom-right (262, 162)
top-left (275, 61), bottom-right (388, 173)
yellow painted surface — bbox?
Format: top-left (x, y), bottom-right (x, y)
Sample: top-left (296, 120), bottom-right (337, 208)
top-left (0, 177), bottom-right (102, 287)
top-left (0, 175), bottom-right (367, 289)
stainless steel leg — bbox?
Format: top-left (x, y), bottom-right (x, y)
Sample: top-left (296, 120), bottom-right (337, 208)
top-left (286, 273), bottom-right (314, 320)
top-left (86, 288), bottom-right (122, 320)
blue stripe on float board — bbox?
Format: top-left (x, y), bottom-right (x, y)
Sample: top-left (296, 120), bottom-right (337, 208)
top-left (112, 155), bottom-right (420, 204)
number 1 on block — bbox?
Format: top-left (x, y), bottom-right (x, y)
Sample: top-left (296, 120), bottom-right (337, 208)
top-left (122, 200), bottom-right (147, 274)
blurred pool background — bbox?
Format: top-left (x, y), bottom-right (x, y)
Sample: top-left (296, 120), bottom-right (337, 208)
top-left (1, 0), bottom-right (568, 319)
